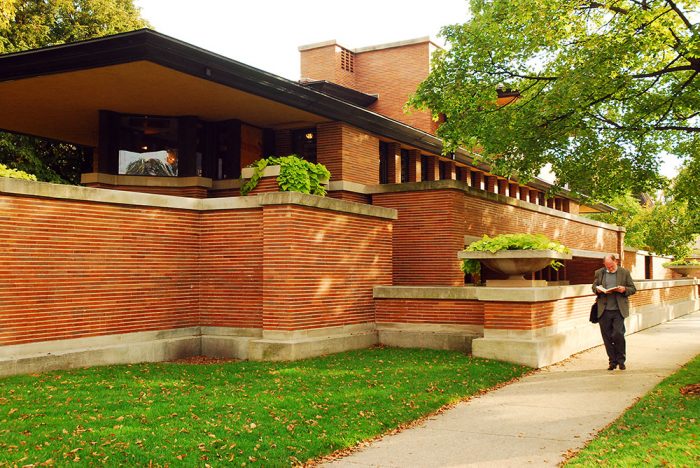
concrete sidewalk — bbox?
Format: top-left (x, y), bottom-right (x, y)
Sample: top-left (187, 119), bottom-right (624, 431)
top-left (326, 311), bottom-right (700, 467)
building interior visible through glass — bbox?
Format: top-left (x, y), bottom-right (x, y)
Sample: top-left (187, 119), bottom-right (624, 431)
top-left (118, 116), bottom-right (179, 176)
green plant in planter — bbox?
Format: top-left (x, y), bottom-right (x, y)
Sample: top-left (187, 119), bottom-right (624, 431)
top-left (0, 163), bottom-right (37, 181)
top-left (240, 155), bottom-right (331, 196)
top-left (662, 258), bottom-right (700, 267)
top-left (461, 233), bottom-right (571, 275)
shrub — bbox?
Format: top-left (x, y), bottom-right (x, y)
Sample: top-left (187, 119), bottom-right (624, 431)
top-left (0, 163), bottom-right (37, 181)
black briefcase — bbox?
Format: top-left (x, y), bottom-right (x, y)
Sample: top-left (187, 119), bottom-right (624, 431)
top-left (589, 301), bottom-right (599, 323)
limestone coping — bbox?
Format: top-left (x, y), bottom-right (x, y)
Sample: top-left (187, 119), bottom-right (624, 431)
top-left (241, 165), bottom-right (280, 179)
top-left (81, 172), bottom-right (213, 188)
top-left (257, 191), bottom-right (397, 220)
top-left (374, 278), bottom-right (698, 302)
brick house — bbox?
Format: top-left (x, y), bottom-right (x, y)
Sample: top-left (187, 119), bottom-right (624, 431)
top-left (0, 30), bottom-right (696, 373)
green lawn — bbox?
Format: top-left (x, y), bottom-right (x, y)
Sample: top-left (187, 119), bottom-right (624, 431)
top-left (566, 354), bottom-right (700, 467)
top-left (0, 347), bottom-right (529, 466)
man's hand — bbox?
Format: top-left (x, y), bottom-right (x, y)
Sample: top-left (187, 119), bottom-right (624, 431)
top-left (615, 286), bottom-right (626, 293)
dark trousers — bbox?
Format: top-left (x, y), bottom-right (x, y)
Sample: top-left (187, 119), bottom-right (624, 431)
top-left (599, 309), bottom-right (626, 365)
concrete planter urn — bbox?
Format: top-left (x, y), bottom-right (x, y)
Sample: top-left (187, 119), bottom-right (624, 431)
top-left (458, 250), bottom-right (573, 287)
top-left (667, 265), bottom-right (700, 278)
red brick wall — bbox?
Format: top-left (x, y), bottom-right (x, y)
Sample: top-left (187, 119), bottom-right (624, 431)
top-left (376, 299), bottom-right (483, 325)
top-left (300, 44), bottom-right (356, 89)
top-left (261, 204), bottom-right (392, 330)
top-left (0, 188), bottom-right (394, 346)
top-left (317, 122), bottom-right (379, 185)
top-left (0, 195), bottom-right (200, 346)
top-left (355, 42), bottom-right (435, 134)
top-left (327, 191), bottom-right (371, 204)
top-left (373, 189), bottom-right (466, 286)
top-left (373, 186), bottom-right (622, 286)
top-left (199, 209), bottom-right (263, 329)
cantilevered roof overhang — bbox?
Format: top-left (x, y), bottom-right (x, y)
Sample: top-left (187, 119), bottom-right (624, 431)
top-left (0, 28), bottom-right (446, 154)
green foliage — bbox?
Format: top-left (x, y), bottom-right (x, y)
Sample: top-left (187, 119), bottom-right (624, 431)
top-left (587, 193), bottom-right (651, 251)
top-left (240, 155), bottom-right (331, 196)
top-left (461, 233), bottom-right (570, 275)
top-left (0, 162), bottom-right (36, 180)
top-left (0, 348), bottom-right (529, 466)
top-left (0, 0), bottom-right (149, 184)
top-left (0, 0), bottom-right (149, 54)
top-left (410, 0), bottom-right (700, 201)
top-left (565, 354), bottom-right (700, 467)
top-left (588, 193), bottom-right (697, 259)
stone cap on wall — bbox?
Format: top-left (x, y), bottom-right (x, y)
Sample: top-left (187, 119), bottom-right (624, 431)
top-left (0, 177), bottom-right (397, 220)
top-left (374, 278), bottom-right (698, 302)
top-left (81, 172), bottom-right (213, 188)
top-left (258, 191), bottom-right (397, 220)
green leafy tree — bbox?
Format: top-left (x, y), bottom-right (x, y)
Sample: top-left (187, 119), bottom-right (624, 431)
top-left (588, 192), bottom-right (696, 259)
top-left (410, 0), bottom-right (699, 201)
top-left (0, 0), bottom-right (149, 183)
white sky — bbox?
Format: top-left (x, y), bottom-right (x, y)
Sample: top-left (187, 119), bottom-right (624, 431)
top-left (134, 0), bottom-right (681, 180)
top-left (134, 0), bottom-right (470, 80)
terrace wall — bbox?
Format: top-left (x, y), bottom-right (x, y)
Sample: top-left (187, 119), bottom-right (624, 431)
top-left (371, 180), bottom-right (624, 287)
top-left (0, 179), bottom-right (395, 375)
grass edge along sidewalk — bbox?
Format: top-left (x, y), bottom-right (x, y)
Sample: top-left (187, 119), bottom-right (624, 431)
top-left (564, 353), bottom-right (700, 467)
top-left (0, 347), bottom-right (530, 466)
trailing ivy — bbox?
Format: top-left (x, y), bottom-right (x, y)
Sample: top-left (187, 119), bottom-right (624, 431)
top-left (0, 163), bottom-right (37, 181)
top-left (461, 233), bottom-right (571, 275)
top-left (240, 155), bottom-right (330, 196)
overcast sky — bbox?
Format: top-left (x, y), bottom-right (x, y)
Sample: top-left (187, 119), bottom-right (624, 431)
top-left (134, 0), bottom-right (470, 80)
top-left (134, 0), bottom-right (680, 179)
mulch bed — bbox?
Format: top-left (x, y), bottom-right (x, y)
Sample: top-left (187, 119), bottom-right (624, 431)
top-left (680, 383), bottom-right (700, 396)
top-left (167, 355), bottom-right (239, 365)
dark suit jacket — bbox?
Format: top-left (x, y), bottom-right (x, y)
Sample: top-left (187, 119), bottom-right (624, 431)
top-left (592, 266), bottom-right (637, 318)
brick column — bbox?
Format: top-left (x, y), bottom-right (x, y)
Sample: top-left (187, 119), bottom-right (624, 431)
top-left (486, 176), bottom-right (497, 194)
top-left (529, 189), bottom-right (539, 204)
top-left (519, 187), bottom-right (530, 202)
top-left (425, 156), bottom-right (439, 181)
top-left (497, 179), bottom-right (509, 196)
top-left (408, 150), bottom-right (421, 182)
top-left (386, 143), bottom-right (402, 184)
top-left (472, 171), bottom-right (484, 190)
top-left (446, 161), bottom-right (457, 180)
top-left (509, 183), bottom-right (520, 199)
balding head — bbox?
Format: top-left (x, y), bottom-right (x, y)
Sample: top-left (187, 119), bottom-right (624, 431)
top-left (603, 254), bottom-right (618, 272)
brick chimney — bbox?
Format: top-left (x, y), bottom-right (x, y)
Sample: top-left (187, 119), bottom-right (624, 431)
top-left (299, 37), bottom-right (441, 134)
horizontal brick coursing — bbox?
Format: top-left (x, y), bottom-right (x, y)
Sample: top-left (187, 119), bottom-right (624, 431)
top-left (327, 190), bottom-right (371, 204)
top-left (0, 196), bottom-right (200, 346)
top-left (199, 209), bottom-right (263, 329)
top-left (1, 190), bottom-right (392, 346)
top-left (373, 187), bottom-right (622, 286)
top-left (375, 298), bottom-right (484, 325)
top-left (262, 204), bottom-right (392, 330)
top-left (372, 189), bottom-right (471, 286)
top-left (317, 122), bottom-right (379, 186)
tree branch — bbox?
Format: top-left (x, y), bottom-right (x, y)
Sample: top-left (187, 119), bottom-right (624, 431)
top-left (633, 64), bottom-right (697, 78)
top-left (664, 0), bottom-right (693, 30)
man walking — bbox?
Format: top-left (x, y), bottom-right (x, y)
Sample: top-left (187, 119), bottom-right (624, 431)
top-left (592, 254), bottom-right (637, 370)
